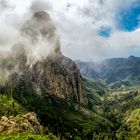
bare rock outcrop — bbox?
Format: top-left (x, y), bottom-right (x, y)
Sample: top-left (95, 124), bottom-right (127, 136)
top-left (0, 112), bottom-right (44, 134)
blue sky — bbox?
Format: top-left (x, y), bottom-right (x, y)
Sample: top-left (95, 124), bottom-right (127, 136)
top-left (99, 1), bottom-right (140, 37)
top-left (98, 26), bottom-right (111, 37)
top-left (0, 0), bottom-right (140, 61)
top-left (117, 1), bottom-right (140, 32)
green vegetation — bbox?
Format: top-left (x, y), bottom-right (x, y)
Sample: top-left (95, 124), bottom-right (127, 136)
top-left (117, 109), bottom-right (140, 140)
top-left (0, 77), bottom-right (140, 139)
top-left (0, 133), bottom-right (58, 140)
top-left (0, 94), bottom-right (27, 117)
top-left (83, 78), bottom-right (108, 110)
top-left (0, 91), bottom-right (115, 139)
top-left (100, 89), bottom-right (140, 140)
top-left (82, 78), bottom-right (140, 139)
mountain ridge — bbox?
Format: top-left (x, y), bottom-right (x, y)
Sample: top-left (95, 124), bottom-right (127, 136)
top-left (76, 55), bottom-right (140, 89)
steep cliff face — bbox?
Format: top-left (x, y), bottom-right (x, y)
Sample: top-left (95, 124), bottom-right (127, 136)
top-left (0, 11), bottom-right (84, 105)
top-left (31, 55), bottom-right (84, 104)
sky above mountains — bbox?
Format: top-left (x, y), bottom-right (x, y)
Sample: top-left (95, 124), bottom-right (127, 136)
top-left (0, 0), bottom-right (140, 61)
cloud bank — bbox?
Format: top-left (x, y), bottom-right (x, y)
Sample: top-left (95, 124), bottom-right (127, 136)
top-left (0, 0), bottom-right (140, 61)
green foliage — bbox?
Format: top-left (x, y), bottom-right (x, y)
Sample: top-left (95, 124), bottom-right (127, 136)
top-left (102, 90), bottom-right (140, 116)
top-left (99, 89), bottom-right (140, 139)
top-left (117, 109), bottom-right (140, 140)
top-left (83, 78), bottom-right (106, 110)
top-left (0, 94), bottom-right (27, 117)
top-left (0, 133), bottom-right (58, 140)
top-left (83, 78), bottom-right (107, 96)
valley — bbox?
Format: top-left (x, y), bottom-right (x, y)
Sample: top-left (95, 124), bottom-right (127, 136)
top-left (0, 10), bottom-right (139, 140)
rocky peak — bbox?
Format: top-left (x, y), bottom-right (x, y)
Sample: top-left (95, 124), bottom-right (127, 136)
top-left (0, 11), bottom-right (85, 105)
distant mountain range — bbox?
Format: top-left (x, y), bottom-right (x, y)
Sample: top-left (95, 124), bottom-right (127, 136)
top-left (76, 56), bottom-right (140, 89)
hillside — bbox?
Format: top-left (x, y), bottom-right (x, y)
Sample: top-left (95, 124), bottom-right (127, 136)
top-left (84, 81), bottom-right (140, 140)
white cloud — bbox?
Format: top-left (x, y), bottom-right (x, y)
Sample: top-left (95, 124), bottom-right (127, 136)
top-left (108, 29), bottom-right (140, 50)
top-left (0, 0), bottom-right (140, 61)
top-left (46, 0), bottom-right (140, 60)
top-left (0, 0), bottom-right (32, 50)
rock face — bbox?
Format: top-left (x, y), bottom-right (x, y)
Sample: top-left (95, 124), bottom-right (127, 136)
top-left (32, 55), bottom-right (84, 103)
top-left (0, 11), bottom-right (85, 105)
top-left (0, 112), bottom-right (44, 134)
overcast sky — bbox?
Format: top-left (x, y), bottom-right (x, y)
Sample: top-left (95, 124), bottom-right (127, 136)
top-left (0, 0), bottom-right (140, 61)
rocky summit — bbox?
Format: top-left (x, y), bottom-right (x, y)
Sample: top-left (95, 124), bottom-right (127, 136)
top-left (0, 11), bottom-right (84, 105)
